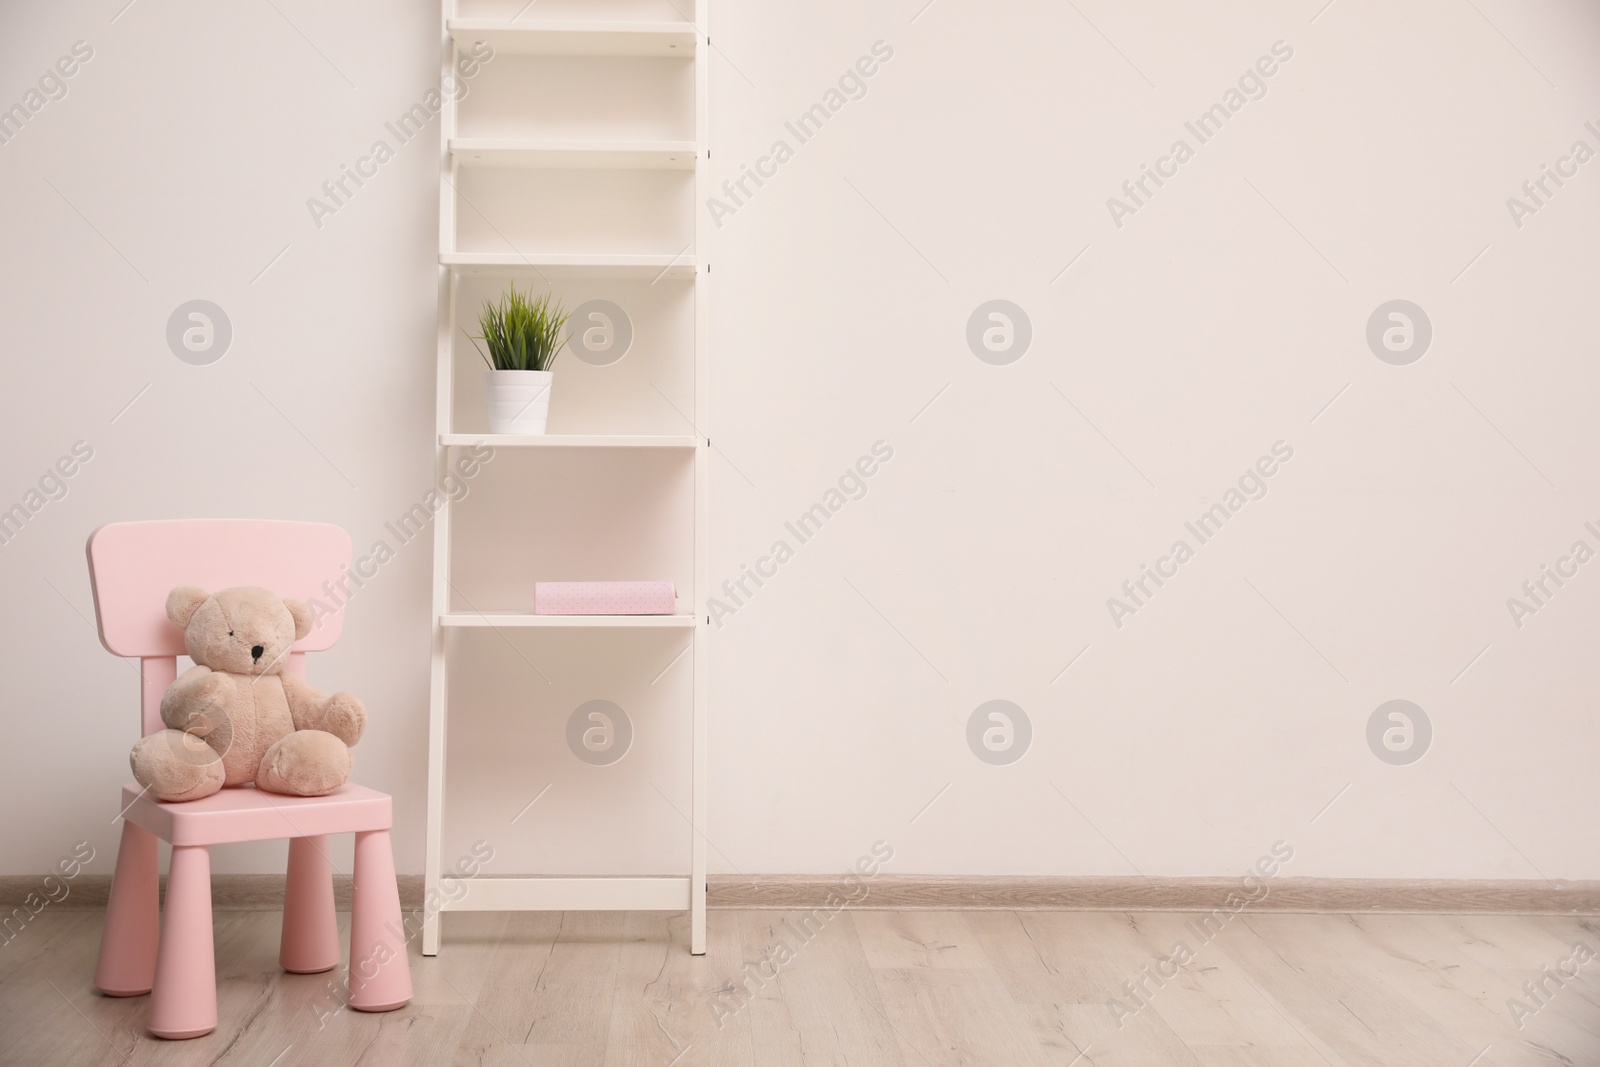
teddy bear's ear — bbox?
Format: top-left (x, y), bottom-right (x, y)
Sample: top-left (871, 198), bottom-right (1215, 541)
top-left (166, 586), bottom-right (210, 629)
top-left (284, 597), bottom-right (313, 640)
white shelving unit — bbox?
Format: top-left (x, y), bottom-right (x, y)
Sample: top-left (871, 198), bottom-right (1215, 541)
top-left (425, 3), bottom-right (710, 956)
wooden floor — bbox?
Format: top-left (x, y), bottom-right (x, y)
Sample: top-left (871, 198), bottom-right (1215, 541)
top-left (3, 908), bottom-right (1598, 1065)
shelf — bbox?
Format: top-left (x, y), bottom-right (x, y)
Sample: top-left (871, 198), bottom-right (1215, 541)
top-left (442, 251), bottom-right (695, 279)
top-left (440, 612), bottom-right (696, 628)
top-left (441, 434), bottom-right (696, 448)
top-left (440, 876), bottom-right (692, 911)
top-left (450, 139), bottom-right (697, 170)
top-left (448, 19), bottom-right (696, 58)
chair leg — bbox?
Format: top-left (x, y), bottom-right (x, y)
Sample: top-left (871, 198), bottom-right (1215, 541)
top-left (148, 845), bottom-right (216, 1039)
top-left (280, 836), bottom-right (340, 974)
top-left (94, 822), bottom-right (159, 997)
top-left (347, 830), bottom-right (411, 1012)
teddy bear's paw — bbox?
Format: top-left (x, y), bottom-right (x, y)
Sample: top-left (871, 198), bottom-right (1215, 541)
top-left (161, 671), bottom-right (231, 732)
top-left (193, 669), bottom-right (232, 701)
top-left (256, 730), bottom-right (352, 797)
top-left (321, 693), bottom-right (367, 747)
top-left (131, 730), bottom-right (226, 803)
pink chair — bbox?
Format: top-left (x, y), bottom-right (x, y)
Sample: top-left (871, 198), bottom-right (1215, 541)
top-left (86, 519), bottom-right (412, 1039)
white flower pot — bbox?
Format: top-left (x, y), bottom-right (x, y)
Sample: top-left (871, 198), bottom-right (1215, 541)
top-left (484, 369), bottom-right (552, 434)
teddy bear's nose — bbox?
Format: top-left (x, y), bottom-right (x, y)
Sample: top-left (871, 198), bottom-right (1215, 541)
top-left (251, 645), bottom-right (265, 661)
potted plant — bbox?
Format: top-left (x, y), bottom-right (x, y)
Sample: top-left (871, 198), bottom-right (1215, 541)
top-left (469, 286), bottom-right (570, 434)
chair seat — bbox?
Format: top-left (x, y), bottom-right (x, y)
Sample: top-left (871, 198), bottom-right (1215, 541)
top-left (120, 783), bottom-right (392, 847)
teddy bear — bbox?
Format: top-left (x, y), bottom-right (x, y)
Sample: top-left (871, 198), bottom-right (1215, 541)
top-left (129, 585), bottom-right (366, 803)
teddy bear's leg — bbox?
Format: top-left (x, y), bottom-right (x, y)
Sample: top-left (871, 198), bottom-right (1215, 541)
top-left (256, 730), bottom-right (352, 797)
top-left (131, 730), bottom-right (226, 803)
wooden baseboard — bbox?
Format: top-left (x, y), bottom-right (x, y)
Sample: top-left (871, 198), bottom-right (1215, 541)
top-left (706, 875), bottom-right (1600, 913)
top-left (7, 874), bottom-right (1598, 914)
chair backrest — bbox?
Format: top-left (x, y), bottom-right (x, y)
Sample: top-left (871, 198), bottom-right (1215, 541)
top-left (86, 520), bottom-right (353, 736)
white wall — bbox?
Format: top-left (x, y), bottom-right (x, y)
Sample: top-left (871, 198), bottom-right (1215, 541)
top-left (5, 0), bottom-right (1600, 884)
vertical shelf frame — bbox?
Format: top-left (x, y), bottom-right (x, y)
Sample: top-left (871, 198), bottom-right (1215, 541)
top-left (689, 0), bottom-right (711, 957)
top-left (423, 0), bottom-right (458, 959)
top-left (423, 1), bottom-right (710, 957)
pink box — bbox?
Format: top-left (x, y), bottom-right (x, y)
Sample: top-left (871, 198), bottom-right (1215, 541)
top-left (534, 581), bottom-right (678, 615)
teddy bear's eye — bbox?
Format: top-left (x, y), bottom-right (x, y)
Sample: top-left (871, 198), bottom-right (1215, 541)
top-left (228, 631), bottom-right (234, 636)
